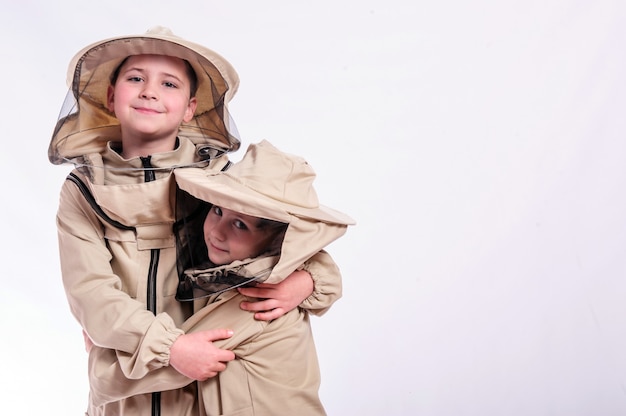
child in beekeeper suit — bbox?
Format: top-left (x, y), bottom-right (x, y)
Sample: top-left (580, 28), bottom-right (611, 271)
top-left (88, 140), bottom-right (355, 416)
top-left (49, 26), bottom-right (347, 415)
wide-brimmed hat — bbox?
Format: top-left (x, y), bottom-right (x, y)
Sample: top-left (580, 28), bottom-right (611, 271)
top-left (49, 26), bottom-right (240, 165)
top-left (175, 140), bottom-right (355, 285)
top-left (174, 140), bottom-right (355, 226)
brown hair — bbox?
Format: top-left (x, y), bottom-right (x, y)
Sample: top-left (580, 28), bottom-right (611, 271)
top-left (256, 218), bottom-right (288, 256)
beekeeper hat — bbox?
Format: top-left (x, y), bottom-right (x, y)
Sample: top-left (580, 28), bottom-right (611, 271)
top-left (49, 26), bottom-right (240, 164)
top-left (174, 140), bottom-right (355, 226)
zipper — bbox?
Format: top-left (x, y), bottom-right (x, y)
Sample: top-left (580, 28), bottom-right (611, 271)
top-left (146, 248), bottom-right (160, 313)
top-left (141, 156), bottom-right (161, 416)
top-left (67, 162), bottom-right (165, 415)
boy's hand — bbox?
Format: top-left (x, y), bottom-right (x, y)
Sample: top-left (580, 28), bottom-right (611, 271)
top-left (169, 329), bottom-right (235, 381)
top-left (237, 270), bottom-right (314, 320)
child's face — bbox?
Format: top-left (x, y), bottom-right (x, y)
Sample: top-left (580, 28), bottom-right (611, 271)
top-left (203, 205), bottom-right (278, 265)
top-left (107, 54), bottom-right (197, 147)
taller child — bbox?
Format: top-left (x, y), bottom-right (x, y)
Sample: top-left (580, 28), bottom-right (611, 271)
top-left (49, 27), bottom-right (343, 416)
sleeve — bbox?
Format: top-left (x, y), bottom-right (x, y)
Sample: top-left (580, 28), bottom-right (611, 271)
top-left (88, 346), bottom-right (191, 408)
top-left (298, 250), bottom-right (342, 316)
top-left (88, 292), bottom-right (264, 407)
top-left (57, 179), bottom-right (184, 376)
top-left (89, 292), bottom-right (317, 410)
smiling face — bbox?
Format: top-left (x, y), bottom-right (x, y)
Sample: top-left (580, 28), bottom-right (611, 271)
top-left (203, 205), bottom-right (283, 265)
top-left (107, 54), bottom-right (198, 158)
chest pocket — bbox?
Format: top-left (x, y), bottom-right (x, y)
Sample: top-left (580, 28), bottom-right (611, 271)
top-left (102, 223), bottom-right (175, 249)
top-left (67, 173), bottom-right (178, 298)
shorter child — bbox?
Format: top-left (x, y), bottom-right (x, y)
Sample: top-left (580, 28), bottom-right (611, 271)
top-left (89, 140), bottom-right (355, 416)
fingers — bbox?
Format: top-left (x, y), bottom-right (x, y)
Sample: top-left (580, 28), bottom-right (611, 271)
top-left (237, 284), bottom-right (275, 298)
top-left (239, 299), bottom-right (287, 320)
top-left (237, 282), bottom-right (296, 320)
top-left (253, 308), bottom-right (286, 321)
top-left (170, 331), bottom-right (236, 380)
top-left (191, 348), bottom-right (234, 380)
top-left (197, 362), bottom-right (227, 381)
top-left (240, 298), bottom-right (277, 312)
top-left (219, 349), bottom-right (236, 363)
top-left (202, 328), bottom-right (234, 342)
top-left (200, 330), bottom-right (236, 362)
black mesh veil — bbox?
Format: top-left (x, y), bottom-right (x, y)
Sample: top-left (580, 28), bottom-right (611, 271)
top-left (173, 187), bottom-right (288, 301)
top-left (48, 28), bottom-right (241, 167)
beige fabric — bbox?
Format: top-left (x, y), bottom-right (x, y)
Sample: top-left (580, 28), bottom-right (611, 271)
top-left (174, 140), bottom-right (355, 283)
top-left (299, 250), bottom-right (343, 315)
top-left (87, 387), bottom-right (200, 416)
top-left (56, 139), bottom-right (342, 415)
top-left (174, 140), bottom-right (355, 225)
top-left (52, 28), bottom-right (345, 414)
top-left (58, 138), bottom-right (217, 415)
top-left (90, 291), bottom-right (326, 416)
top-left (85, 141), bottom-right (354, 414)
top-left (49, 26), bottom-right (240, 165)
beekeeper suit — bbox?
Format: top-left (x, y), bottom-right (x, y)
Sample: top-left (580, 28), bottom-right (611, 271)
top-left (49, 26), bottom-right (344, 416)
top-left (88, 140), bottom-right (355, 416)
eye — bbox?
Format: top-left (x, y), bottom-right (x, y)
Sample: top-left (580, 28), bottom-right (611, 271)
top-left (233, 220), bottom-right (248, 231)
top-left (163, 81), bottom-right (178, 89)
top-left (126, 76), bottom-right (143, 83)
top-left (212, 206), bottom-right (222, 216)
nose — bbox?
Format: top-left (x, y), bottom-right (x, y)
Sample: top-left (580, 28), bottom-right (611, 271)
top-left (209, 220), bottom-right (226, 241)
top-left (140, 81), bottom-right (158, 100)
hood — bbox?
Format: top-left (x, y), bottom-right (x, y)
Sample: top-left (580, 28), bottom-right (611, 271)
top-left (48, 26), bottom-right (240, 166)
top-left (173, 140), bottom-right (355, 300)
top-left (174, 198), bottom-right (349, 301)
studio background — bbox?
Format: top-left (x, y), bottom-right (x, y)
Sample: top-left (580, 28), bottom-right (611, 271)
top-left (1, 1), bottom-right (625, 415)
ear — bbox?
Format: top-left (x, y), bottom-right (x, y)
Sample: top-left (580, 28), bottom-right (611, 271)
top-left (183, 97), bottom-right (197, 123)
top-left (106, 85), bottom-right (115, 113)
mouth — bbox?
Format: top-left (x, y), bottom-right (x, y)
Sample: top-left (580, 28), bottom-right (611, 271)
top-left (133, 106), bottom-right (161, 115)
top-left (209, 242), bottom-right (227, 253)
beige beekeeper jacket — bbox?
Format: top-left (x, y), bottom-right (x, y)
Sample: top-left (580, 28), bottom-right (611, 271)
top-left (56, 138), bottom-right (341, 416)
top-left (87, 217), bottom-right (345, 416)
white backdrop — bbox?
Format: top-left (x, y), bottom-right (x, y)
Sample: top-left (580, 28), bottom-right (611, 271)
top-left (1, 1), bottom-right (626, 415)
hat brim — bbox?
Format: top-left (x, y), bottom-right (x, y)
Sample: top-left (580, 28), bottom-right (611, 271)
top-left (175, 168), bottom-right (356, 226)
top-left (68, 33), bottom-right (238, 115)
top-left (50, 28), bottom-right (241, 165)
